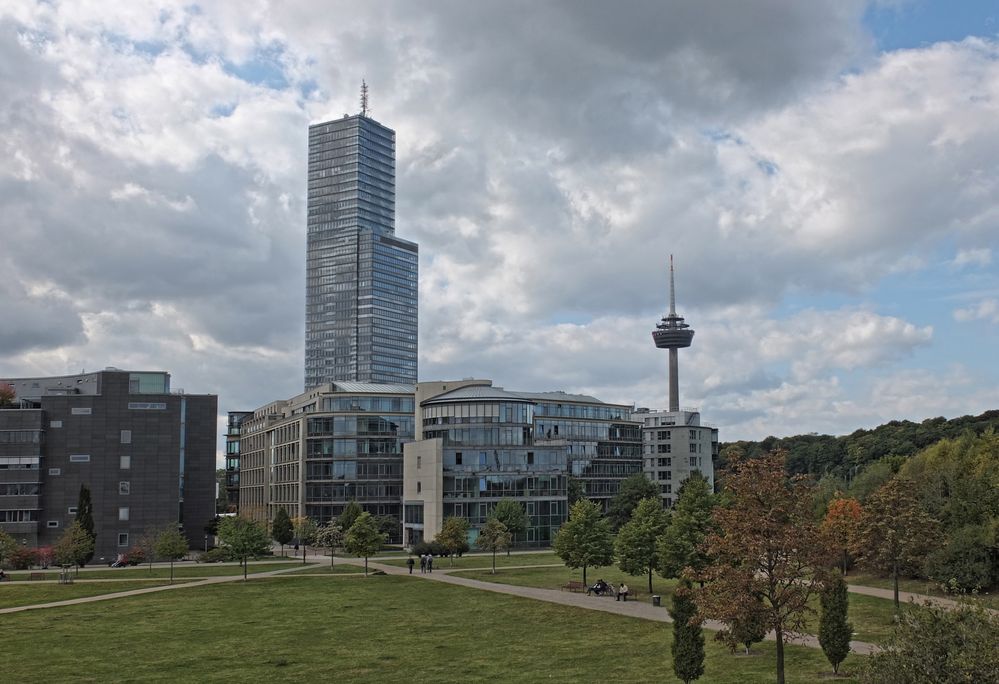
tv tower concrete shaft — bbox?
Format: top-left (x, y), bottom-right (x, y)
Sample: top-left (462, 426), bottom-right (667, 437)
top-left (651, 256), bottom-right (694, 412)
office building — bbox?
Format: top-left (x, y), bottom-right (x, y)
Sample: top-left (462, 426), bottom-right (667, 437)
top-left (305, 107), bottom-right (418, 389)
top-left (0, 369), bottom-right (216, 560)
top-left (223, 411), bottom-right (251, 512)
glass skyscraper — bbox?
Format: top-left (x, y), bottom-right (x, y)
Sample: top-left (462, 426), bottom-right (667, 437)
top-left (305, 114), bottom-right (418, 389)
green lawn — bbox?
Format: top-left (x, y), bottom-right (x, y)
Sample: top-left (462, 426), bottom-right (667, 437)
top-left (0, 580), bottom-right (192, 609)
top-left (7, 562), bottom-right (299, 581)
top-left (381, 551), bottom-right (561, 570)
top-left (283, 563), bottom-right (365, 575)
top-left (847, 572), bottom-right (999, 610)
top-left (1, 575), bottom-right (864, 682)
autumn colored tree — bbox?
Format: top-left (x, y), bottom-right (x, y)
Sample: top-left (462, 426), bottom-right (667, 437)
top-left (435, 516), bottom-right (470, 567)
top-left (821, 495), bottom-right (863, 576)
top-left (695, 450), bottom-right (834, 684)
top-left (616, 497), bottom-right (669, 592)
top-left (853, 476), bottom-right (940, 616)
top-left (553, 499), bottom-right (614, 586)
top-left (0, 383), bottom-right (15, 407)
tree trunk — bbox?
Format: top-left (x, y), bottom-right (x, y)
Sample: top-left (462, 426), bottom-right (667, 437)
top-left (330, 550), bottom-right (335, 568)
top-left (892, 561), bottom-right (900, 617)
top-left (842, 549), bottom-right (848, 576)
top-left (583, 565), bottom-right (588, 586)
top-left (280, 543), bottom-right (284, 557)
top-left (648, 566), bottom-right (653, 594)
top-left (170, 560), bottom-right (174, 584)
top-left (364, 556), bottom-right (369, 576)
top-left (243, 558), bottom-right (248, 581)
top-left (775, 624), bottom-right (785, 684)
top-left (302, 544), bottom-right (307, 565)
top-left (492, 549), bottom-right (496, 574)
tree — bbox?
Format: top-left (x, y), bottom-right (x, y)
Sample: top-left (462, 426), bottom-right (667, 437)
top-left (338, 500), bottom-right (364, 533)
top-left (135, 530), bottom-right (158, 573)
top-left (492, 498), bottom-right (527, 554)
top-left (821, 495), bottom-right (863, 576)
top-left (373, 514), bottom-right (398, 542)
top-left (52, 521), bottom-right (95, 574)
top-left (292, 516), bottom-right (318, 565)
top-left (271, 508), bottom-right (294, 556)
top-left (0, 382), bottom-right (15, 407)
top-left (696, 450), bottom-right (834, 684)
top-left (436, 516), bottom-right (470, 567)
top-left (658, 472), bottom-right (716, 581)
top-left (344, 512), bottom-right (387, 576)
top-left (0, 529), bottom-right (16, 566)
top-left (476, 517), bottom-right (512, 573)
top-left (860, 601), bottom-right (999, 684)
top-left (853, 476), bottom-right (941, 616)
top-left (154, 527), bottom-right (189, 583)
top-left (819, 576), bottom-right (852, 674)
top-left (671, 581), bottom-right (705, 684)
top-left (314, 522), bottom-right (345, 568)
top-left (714, 595), bottom-right (768, 656)
top-left (76, 484), bottom-right (95, 566)
top-left (924, 524), bottom-right (996, 592)
top-left (553, 499), bottom-right (614, 586)
top-left (567, 476), bottom-right (585, 506)
top-left (608, 473), bottom-right (660, 529)
top-left (616, 497), bottom-right (669, 592)
top-left (217, 516), bottom-right (270, 580)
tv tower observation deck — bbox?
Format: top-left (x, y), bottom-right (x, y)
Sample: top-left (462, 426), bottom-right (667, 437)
top-left (652, 256), bottom-right (694, 412)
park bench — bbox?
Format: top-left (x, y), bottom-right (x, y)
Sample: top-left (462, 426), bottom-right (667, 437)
top-left (29, 572), bottom-right (46, 581)
top-left (561, 580), bottom-right (585, 592)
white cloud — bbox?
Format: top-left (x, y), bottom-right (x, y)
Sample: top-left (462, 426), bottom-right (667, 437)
top-left (951, 247), bottom-right (992, 268)
top-left (954, 299), bottom-right (999, 324)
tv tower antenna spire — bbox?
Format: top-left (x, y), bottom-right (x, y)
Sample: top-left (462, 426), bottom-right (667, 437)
top-left (652, 255), bottom-right (694, 412)
top-left (360, 80), bottom-right (370, 117)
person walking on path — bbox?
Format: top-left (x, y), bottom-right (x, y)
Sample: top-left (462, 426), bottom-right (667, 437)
top-left (407, 556), bottom-right (415, 574)
top-left (617, 582), bottom-right (629, 602)
top-left (427, 555), bottom-right (434, 573)
top-left (419, 554), bottom-right (427, 574)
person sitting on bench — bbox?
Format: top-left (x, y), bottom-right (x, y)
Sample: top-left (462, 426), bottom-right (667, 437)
top-left (616, 582), bottom-right (629, 601)
top-left (586, 579), bottom-right (610, 596)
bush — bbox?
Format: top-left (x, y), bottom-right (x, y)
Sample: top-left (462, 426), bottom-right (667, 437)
top-left (125, 547), bottom-right (146, 566)
top-left (924, 525), bottom-right (995, 592)
top-left (410, 540), bottom-right (446, 557)
top-left (8, 547), bottom-right (37, 570)
top-left (35, 546), bottom-right (53, 568)
top-left (200, 547), bottom-right (233, 563)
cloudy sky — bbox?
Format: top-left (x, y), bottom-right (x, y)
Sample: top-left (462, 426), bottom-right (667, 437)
top-left (2, 1), bottom-right (998, 455)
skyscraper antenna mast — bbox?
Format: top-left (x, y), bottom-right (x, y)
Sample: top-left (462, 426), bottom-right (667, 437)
top-left (360, 80), bottom-right (370, 117)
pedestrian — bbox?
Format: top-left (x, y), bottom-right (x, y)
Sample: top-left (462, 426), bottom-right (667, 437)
top-left (420, 554), bottom-right (427, 574)
top-left (617, 582), bottom-right (629, 602)
top-left (427, 554), bottom-right (433, 573)
top-left (407, 556), bottom-right (415, 574)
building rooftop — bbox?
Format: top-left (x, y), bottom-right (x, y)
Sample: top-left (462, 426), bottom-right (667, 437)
top-left (330, 381), bottom-right (416, 395)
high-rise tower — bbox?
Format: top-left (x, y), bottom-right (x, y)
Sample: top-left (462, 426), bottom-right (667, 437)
top-left (305, 92), bottom-right (418, 389)
top-left (652, 256), bottom-right (694, 411)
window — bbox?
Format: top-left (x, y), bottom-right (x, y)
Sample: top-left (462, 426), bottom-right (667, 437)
top-left (658, 430), bottom-right (670, 440)
top-left (416, 455), bottom-right (421, 469)
top-left (50, 420), bottom-right (63, 428)
top-left (118, 533), bottom-right (129, 547)
top-left (71, 407), bottom-right (92, 415)
top-left (455, 452), bottom-right (462, 465)
top-left (689, 430), bottom-right (697, 439)
top-left (127, 402), bottom-right (166, 410)
top-left (527, 451), bottom-right (534, 465)
top-left (689, 444), bottom-right (697, 453)
top-left (416, 481), bottom-right (421, 494)
top-left (119, 481), bottom-right (130, 495)
top-left (689, 457), bottom-right (698, 467)
top-left (119, 507), bottom-right (129, 521)
top-left (47, 520), bottom-right (60, 528)
top-left (657, 444), bottom-right (671, 453)
top-left (69, 454), bottom-right (91, 463)
top-left (120, 430), bottom-right (132, 444)
top-left (68, 507), bottom-right (77, 514)
top-left (49, 468), bottom-right (61, 476)
top-left (658, 457), bottom-right (671, 467)
top-left (120, 455), bottom-right (131, 470)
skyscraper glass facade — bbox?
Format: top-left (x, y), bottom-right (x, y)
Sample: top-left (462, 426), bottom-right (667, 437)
top-left (305, 114), bottom-right (418, 389)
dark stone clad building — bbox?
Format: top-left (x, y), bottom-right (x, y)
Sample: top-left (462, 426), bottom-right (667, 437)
top-left (0, 369), bottom-right (217, 560)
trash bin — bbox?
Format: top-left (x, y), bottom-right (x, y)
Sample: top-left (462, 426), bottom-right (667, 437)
top-left (652, 595), bottom-right (661, 607)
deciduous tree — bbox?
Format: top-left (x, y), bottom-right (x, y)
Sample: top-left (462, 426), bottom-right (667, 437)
top-left (492, 498), bottom-right (527, 554)
top-left (696, 450), bottom-right (833, 684)
top-left (154, 527), bottom-right (189, 583)
top-left (658, 472), bottom-right (715, 581)
top-left (436, 516), bottom-right (470, 567)
top-left (315, 522), bottom-right (345, 567)
top-left (714, 591), bottom-right (768, 656)
top-left (608, 473), bottom-right (660, 529)
top-left (0, 529), bottom-right (16, 566)
top-left (0, 383), bottom-right (15, 407)
top-left (821, 495), bottom-right (862, 576)
top-left (616, 497), bottom-right (669, 592)
top-left (671, 581), bottom-right (705, 684)
top-left (819, 576), bottom-right (852, 674)
top-left (344, 512), bottom-right (387, 576)
top-left (853, 476), bottom-right (940, 615)
top-left (292, 516), bottom-right (318, 565)
top-left (553, 499), bottom-right (614, 586)
top-left (52, 521), bottom-right (95, 574)
top-left (476, 517), bottom-right (512, 573)
top-left (217, 516), bottom-right (270, 580)
top-left (271, 508), bottom-right (293, 557)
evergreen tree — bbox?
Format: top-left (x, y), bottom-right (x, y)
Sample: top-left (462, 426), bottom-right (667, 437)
top-left (658, 472), bottom-right (715, 580)
top-left (476, 517), bottom-right (512, 573)
top-left (271, 508), bottom-right (294, 556)
top-left (492, 498), bottom-right (528, 554)
top-left (819, 576), bottom-right (852, 674)
top-left (608, 473), bottom-right (660, 529)
top-left (338, 500), bottom-right (364, 533)
top-left (553, 499), bottom-right (614, 586)
top-left (76, 484), bottom-right (95, 566)
top-left (154, 527), bottom-right (189, 584)
top-left (715, 593), bottom-right (768, 655)
top-left (671, 581), bottom-right (705, 684)
top-left (344, 512), bottom-right (387, 576)
top-left (567, 476), bottom-right (585, 506)
top-left (615, 497), bottom-right (669, 592)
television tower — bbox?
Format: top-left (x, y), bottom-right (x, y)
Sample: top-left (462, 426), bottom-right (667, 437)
top-left (652, 256), bottom-right (694, 412)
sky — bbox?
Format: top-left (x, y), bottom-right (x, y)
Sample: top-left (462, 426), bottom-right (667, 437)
top-left (1, 1), bottom-right (998, 458)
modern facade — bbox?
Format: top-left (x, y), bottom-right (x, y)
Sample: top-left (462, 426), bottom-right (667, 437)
top-left (224, 411), bottom-right (251, 512)
top-left (0, 369), bottom-right (216, 560)
top-left (237, 382), bottom-right (415, 542)
top-left (305, 111), bottom-right (418, 389)
top-left (402, 380), bottom-right (641, 546)
top-left (633, 408), bottom-right (718, 506)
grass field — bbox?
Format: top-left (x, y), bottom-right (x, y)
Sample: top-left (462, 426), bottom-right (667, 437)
top-left (283, 563), bottom-right (365, 575)
top-left (381, 551), bottom-right (561, 570)
top-left (2, 575), bottom-right (864, 682)
top-left (846, 572), bottom-right (999, 610)
top-left (6, 562), bottom-right (300, 581)
top-left (0, 580), bottom-right (194, 609)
